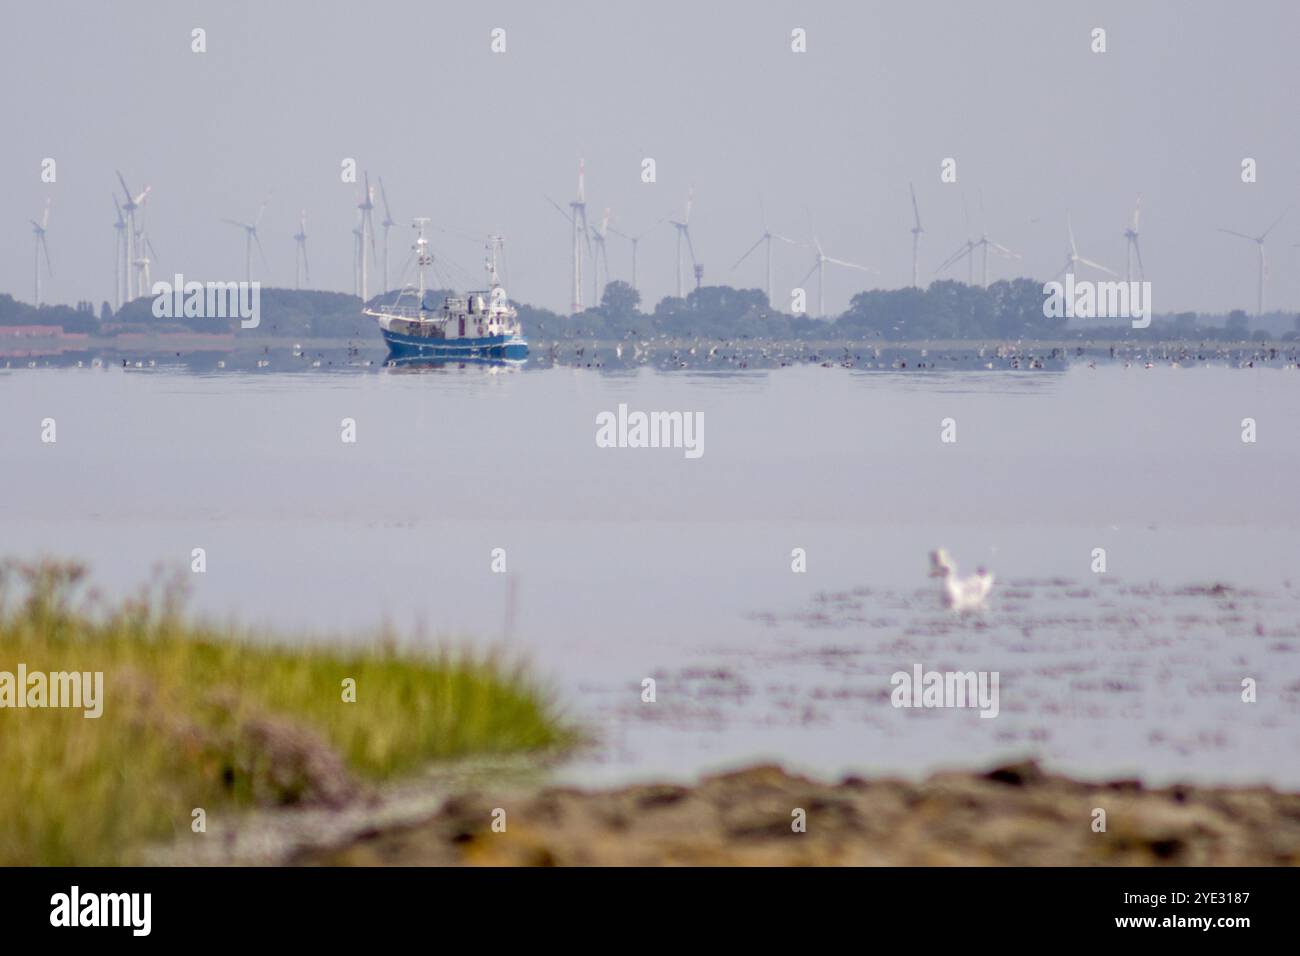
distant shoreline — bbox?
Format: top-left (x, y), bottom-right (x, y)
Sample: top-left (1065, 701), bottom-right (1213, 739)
top-left (3, 333), bottom-right (1297, 356)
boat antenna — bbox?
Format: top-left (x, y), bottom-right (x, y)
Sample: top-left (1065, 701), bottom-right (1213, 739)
top-left (486, 234), bottom-right (504, 287)
top-left (412, 217), bottom-right (432, 304)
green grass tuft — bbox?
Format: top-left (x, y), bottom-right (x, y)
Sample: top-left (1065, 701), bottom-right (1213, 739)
top-left (0, 559), bottom-right (571, 865)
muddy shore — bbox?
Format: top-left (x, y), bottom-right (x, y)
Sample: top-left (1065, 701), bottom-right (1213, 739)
top-left (279, 760), bottom-right (1300, 866)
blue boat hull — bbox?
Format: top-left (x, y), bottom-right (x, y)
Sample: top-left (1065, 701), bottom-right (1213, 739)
top-left (381, 328), bottom-right (528, 361)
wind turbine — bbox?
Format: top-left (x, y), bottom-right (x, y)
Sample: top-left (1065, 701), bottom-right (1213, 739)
top-left (112, 197), bottom-right (127, 309)
top-left (545, 160), bottom-right (590, 312)
top-left (378, 177), bottom-right (395, 294)
top-left (909, 183), bottom-right (923, 288)
top-left (589, 206), bottom-right (611, 305)
top-left (1058, 215), bottom-right (1116, 279)
top-left (607, 222), bottom-right (658, 295)
top-left (222, 202), bottom-right (266, 284)
top-left (29, 199), bottom-right (52, 305)
top-left (135, 235), bottom-right (158, 297)
top-left (732, 197), bottom-right (797, 305)
top-left (293, 211), bottom-right (309, 289)
top-left (667, 187), bottom-right (698, 298)
top-left (1218, 208), bottom-right (1288, 316)
top-left (935, 193), bottom-right (978, 285)
top-left (970, 191), bottom-right (1020, 288)
top-left (799, 211), bottom-right (872, 318)
top-left (115, 171), bottom-right (151, 298)
top-left (1123, 196), bottom-right (1144, 282)
top-left (356, 173), bottom-right (377, 301)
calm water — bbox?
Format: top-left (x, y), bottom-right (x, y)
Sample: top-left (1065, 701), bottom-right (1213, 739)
top-left (2, 362), bottom-right (1298, 786)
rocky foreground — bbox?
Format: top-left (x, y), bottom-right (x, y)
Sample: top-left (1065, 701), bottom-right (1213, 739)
top-left (290, 761), bottom-right (1300, 866)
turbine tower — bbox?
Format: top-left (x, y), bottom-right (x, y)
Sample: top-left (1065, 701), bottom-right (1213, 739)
top-left (1123, 196), bottom-right (1144, 282)
top-left (589, 206), bottom-right (611, 305)
top-left (732, 197), bottom-right (796, 305)
top-left (356, 173), bottom-right (377, 301)
top-left (222, 202), bottom-right (266, 284)
top-left (1218, 208), bottom-right (1288, 316)
top-left (909, 183), bottom-right (923, 288)
top-left (1058, 215), bottom-right (1115, 279)
top-left (568, 160), bottom-right (589, 312)
top-left (294, 211), bottom-right (309, 289)
top-left (546, 160), bottom-right (591, 312)
top-left (29, 199), bottom-right (52, 305)
top-left (799, 212), bottom-right (872, 318)
top-left (112, 197), bottom-right (127, 309)
top-left (351, 220), bottom-right (363, 296)
top-left (378, 177), bottom-right (395, 294)
top-left (667, 187), bottom-right (697, 298)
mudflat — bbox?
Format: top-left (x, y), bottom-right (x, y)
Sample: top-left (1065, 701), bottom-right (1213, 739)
top-left (294, 761), bottom-right (1300, 867)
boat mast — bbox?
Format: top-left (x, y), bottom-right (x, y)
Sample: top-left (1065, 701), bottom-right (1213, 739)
top-left (486, 234), bottom-right (504, 287)
top-left (412, 217), bottom-right (431, 305)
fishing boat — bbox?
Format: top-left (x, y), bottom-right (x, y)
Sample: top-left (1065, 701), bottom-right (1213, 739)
top-left (364, 222), bottom-right (527, 362)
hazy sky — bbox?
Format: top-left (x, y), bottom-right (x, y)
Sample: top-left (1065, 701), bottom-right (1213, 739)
top-left (4, 0), bottom-right (1299, 316)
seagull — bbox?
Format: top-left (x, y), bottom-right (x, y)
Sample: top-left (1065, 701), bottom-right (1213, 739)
top-left (929, 548), bottom-right (994, 612)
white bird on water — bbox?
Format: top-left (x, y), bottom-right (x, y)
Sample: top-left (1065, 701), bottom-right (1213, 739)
top-left (929, 548), bottom-right (994, 612)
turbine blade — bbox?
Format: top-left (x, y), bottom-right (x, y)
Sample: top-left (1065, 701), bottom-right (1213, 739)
top-left (545, 197), bottom-right (571, 223)
top-left (1261, 206), bottom-right (1290, 239)
top-left (824, 256), bottom-right (871, 272)
top-left (804, 207), bottom-right (823, 256)
top-left (732, 235), bottom-right (766, 270)
top-left (1078, 257), bottom-right (1116, 275)
top-left (799, 261), bottom-right (818, 286)
top-left (1217, 228), bottom-right (1255, 242)
top-left (1133, 237), bottom-right (1144, 277)
top-left (909, 182), bottom-right (921, 230)
top-left (935, 244), bottom-right (972, 272)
